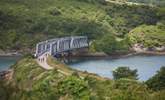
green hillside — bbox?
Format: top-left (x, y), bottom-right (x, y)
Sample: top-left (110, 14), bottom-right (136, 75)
top-left (0, 0), bottom-right (164, 53)
top-left (0, 56), bottom-right (165, 100)
top-left (0, 0), bottom-right (165, 99)
top-left (128, 24), bottom-right (165, 48)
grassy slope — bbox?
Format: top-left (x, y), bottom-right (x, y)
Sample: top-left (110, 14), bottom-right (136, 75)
top-left (0, 0), bottom-right (109, 50)
top-left (0, 0), bottom-right (162, 51)
top-left (0, 56), bottom-right (164, 100)
top-left (128, 24), bottom-right (165, 47)
top-left (47, 56), bottom-right (107, 81)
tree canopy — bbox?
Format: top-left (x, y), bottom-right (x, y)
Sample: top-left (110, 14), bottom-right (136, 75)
top-left (113, 66), bottom-right (138, 80)
top-left (146, 66), bottom-right (165, 91)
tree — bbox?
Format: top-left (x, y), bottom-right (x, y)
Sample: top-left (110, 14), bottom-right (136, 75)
top-left (95, 34), bottom-right (118, 54)
top-left (146, 66), bottom-right (165, 91)
top-left (58, 76), bottom-right (90, 99)
top-left (94, 33), bottom-right (129, 54)
top-left (113, 67), bottom-right (138, 80)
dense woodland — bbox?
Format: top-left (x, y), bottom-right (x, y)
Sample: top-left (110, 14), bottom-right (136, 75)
top-left (0, 0), bottom-right (164, 54)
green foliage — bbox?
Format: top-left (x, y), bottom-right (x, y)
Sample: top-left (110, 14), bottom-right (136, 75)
top-left (58, 76), bottom-right (90, 99)
top-left (105, 2), bottom-right (161, 35)
top-left (94, 34), bottom-right (117, 54)
top-left (86, 77), bottom-right (151, 100)
top-left (146, 66), bottom-right (165, 91)
top-left (94, 34), bottom-right (129, 54)
top-left (0, 0), bottom-right (162, 52)
top-left (0, 0), bottom-right (165, 99)
top-left (128, 24), bottom-right (165, 48)
top-left (151, 90), bottom-right (165, 100)
top-left (6, 57), bottom-right (91, 99)
top-left (0, 57), bottom-right (165, 100)
top-left (111, 79), bottom-right (149, 100)
top-left (113, 66), bottom-right (138, 80)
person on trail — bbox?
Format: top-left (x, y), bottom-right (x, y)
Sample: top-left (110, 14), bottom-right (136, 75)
top-left (40, 58), bottom-right (42, 62)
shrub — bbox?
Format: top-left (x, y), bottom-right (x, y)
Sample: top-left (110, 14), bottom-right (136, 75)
top-left (58, 76), bottom-right (90, 99)
top-left (146, 66), bottom-right (165, 91)
top-left (113, 66), bottom-right (138, 80)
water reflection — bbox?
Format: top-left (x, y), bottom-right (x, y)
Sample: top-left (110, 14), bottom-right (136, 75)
top-left (67, 55), bottom-right (165, 81)
top-left (0, 56), bottom-right (20, 71)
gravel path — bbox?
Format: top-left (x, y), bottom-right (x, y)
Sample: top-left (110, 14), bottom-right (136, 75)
top-left (36, 53), bottom-right (70, 75)
top-left (36, 53), bottom-right (53, 70)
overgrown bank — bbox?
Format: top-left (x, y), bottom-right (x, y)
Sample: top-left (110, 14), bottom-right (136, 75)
top-left (0, 56), bottom-right (165, 100)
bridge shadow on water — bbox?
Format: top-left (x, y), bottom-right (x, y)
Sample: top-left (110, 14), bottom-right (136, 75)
top-left (56, 55), bottom-right (115, 65)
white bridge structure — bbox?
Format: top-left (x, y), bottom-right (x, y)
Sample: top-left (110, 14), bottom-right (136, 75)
top-left (35, 36), bottom-right (89, 57)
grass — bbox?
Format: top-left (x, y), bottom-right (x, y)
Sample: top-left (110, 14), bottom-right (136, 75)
top-left (128, 24), bottom-right (165, 47)
top-left (0, 56), bottom-right (165, 99)
top-left (47, 55), bottom-right (107, 81)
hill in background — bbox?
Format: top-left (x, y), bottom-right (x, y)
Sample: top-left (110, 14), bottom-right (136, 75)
top-left (0, 0), bottom-right (164, 53)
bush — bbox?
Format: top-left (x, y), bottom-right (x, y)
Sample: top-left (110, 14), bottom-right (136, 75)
top-left (95, 34), bottom-right (117, 54)
top-left (113, 66), bottom-right (138, 80)
top-left (128, 24), bottom-right (165, 48)
top-left (146, 66), bottom-right (165, 91)
top-left (94, 34), bottom-right (130, 54)
top-left (58, 76), bottom-right (90, 99)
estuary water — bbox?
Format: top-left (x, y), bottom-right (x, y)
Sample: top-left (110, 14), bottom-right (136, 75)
top-left (1, 55), bottom-right (165, 81)
top-left (0, 56), bottom-right (20, 71)
top-left (68, 55), bottom-right (165, 81)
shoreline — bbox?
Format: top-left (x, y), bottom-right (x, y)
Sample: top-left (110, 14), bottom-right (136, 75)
top-left (0, 53), bottom-right (22, 57)
top-left (1, 51), bottom-right (165, 80)
top-left (1, 50), bottom-right (165, 58)
top-left (71, 51), bottom-right (165, 59)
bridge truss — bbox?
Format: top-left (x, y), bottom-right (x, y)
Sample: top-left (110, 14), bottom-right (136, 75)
top-left (35, 36), bottom-right (88, 57)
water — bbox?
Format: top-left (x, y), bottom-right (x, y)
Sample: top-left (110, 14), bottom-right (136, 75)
top-left (0, 56), bottom-right (20, 71)
top-left (1, 55), bottom-right (165, 81)
top-left (68, 55), bottom-right (165, 81)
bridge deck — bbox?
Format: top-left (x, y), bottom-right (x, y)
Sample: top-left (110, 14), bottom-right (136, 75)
top-left (35, 36), bottom-right (88, 57)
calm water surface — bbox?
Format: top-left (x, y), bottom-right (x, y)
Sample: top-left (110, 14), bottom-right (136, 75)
top-left (1, 55), bottom-right (165, 81)
top-left (0, 56), bottom-right (20, 71)
top-left (68, 55), bottom-right (165, 81)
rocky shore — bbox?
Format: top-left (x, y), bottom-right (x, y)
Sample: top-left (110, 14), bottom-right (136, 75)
top-left (0, 50), bottom-right (22, 57)
top-left (0, 69), bottom-right (13, 80)
top-left (71, 50), bottom-right (165, 59)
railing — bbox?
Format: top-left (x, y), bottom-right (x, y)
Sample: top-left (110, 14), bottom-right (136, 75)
top-left (35, 36), bottom-right (88, 57)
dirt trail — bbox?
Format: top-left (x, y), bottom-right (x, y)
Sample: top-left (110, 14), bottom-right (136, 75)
top-left (36, 53), bottom-right (53, 70)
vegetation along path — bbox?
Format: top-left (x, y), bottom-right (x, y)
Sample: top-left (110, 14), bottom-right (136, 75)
top-left (36, 53), bottom-right (70, 76)
top-left (36, 53), bottom-right (53, 70)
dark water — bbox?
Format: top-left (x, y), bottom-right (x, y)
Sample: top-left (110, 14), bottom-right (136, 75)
top-left (68, 55), bottom-right (165, 81)
top-left (0, 56), bottom-right (20, 71)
